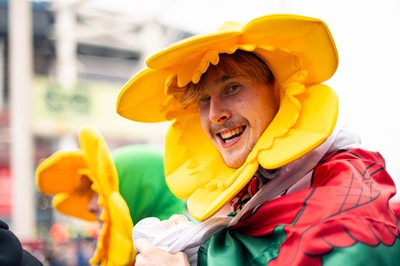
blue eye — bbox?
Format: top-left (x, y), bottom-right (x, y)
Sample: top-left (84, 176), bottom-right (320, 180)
top-left (224, 84), bottom-right (240, 96)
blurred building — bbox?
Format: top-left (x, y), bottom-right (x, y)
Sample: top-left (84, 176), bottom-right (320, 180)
top-left (0, 0), bottom-right (191, 245)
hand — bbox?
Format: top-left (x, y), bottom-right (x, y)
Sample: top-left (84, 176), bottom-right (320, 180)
top-left (135, 238), bottom-right (190, 266)
top-left (161, 214), bottom-right (189, 229)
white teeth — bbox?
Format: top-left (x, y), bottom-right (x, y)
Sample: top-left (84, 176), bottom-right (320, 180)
top-left (220, 127), bottom-right (243, 140)
top-left (221, 131), bottom-right (233, 139)
top-left (225, 138), bottom-right (236, 144)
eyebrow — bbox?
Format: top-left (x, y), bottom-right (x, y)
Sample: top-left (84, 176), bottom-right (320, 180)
top-left (220, 74), bottom-right (233, 83)
top-left (213, 74), bottom-right (238, 85)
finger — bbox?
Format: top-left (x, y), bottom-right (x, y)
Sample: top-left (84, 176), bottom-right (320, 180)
top-left (173, 214), bottom-right (188, 223)
top-left (162, 214), bottom-right (188, 228)
top-left (135, 238), bottom-right (153, 253)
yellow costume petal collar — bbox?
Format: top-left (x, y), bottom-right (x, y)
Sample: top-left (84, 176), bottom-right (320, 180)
top-left (116, 14), bottom-right (339, 221)
top-left (36, 126), bottom-right (134, 265)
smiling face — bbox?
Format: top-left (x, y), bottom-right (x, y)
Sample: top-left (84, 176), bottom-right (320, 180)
top-left (199, 74), bottom-right (278, 168)
top-left (173, 50), bottom-right (279, 169)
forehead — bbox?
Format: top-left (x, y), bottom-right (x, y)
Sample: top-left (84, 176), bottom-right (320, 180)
top-left (181, 50), bottom-right (273, 106)
top-left (200, 71), bottom-right (250, 94)
top-left (198, 59), bottom-right (255, 93)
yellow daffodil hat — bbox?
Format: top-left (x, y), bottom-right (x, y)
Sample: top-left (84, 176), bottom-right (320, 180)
top-left (116, 14), bottom-right (339, 221)
top-left (36, 126), bottom-right (134, 266)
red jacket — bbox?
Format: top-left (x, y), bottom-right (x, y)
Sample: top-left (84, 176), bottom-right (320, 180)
top-left (199, 149), bottom-right (400, 266)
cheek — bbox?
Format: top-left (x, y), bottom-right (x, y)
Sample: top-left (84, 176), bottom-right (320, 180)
top-left (253, 99), bottom-right (277, 132)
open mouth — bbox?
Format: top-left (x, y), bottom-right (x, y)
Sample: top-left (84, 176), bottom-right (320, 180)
top-left (217, 126), bottom-right (245, 144)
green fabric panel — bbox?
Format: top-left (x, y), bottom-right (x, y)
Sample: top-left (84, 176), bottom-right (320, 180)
top-left (322, 238), bottom-right (400, 265)
top-left (112, 145), bottom-right (185, 224)
top-left (199, 226), bottom-right (400, 265)
top-left (199, 225), bottom-right (286, 266)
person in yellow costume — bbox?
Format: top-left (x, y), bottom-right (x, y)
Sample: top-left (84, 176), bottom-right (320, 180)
top-left (116, 14), bottom-right (400, 266)
top-left (36, 126), bottom-right (186, 266)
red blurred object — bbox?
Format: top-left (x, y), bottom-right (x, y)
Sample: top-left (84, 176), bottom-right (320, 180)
top-left (391, 201), bottom-right (400, 217)
top-left (0, 166), bottom-right (12, 217)
top-left (49, 223), bottom-right (69, 243)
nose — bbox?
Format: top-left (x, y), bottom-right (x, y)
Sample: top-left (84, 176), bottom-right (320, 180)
top-left (208, 96), bottom-right (231, 124)
top-left (88, 193), bottom-right (102, 218)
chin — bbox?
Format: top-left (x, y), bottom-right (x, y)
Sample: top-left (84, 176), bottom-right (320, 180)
top-left (222, 147), bottom-right (250, 169)
top-left (223, 157), bottom-right (245, 169)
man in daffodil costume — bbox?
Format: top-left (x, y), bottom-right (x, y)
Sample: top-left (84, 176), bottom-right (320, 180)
top-left (36, 126), bottom-right (185, 266)
top-left (116, 14), bottom-right (400, 266)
